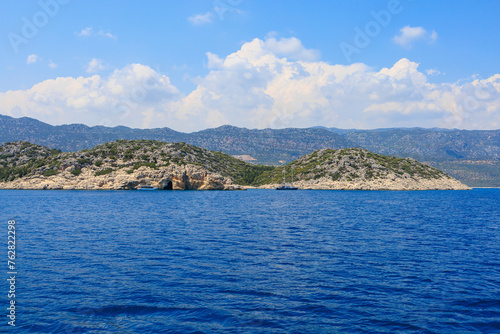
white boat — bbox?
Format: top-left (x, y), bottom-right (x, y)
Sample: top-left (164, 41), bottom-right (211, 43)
top-left (276, 166), bottom-right (298, 190)
top-left (137, 184), bottom-right (157, 190)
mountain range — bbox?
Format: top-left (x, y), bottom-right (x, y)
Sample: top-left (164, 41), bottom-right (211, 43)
top-left (1, 114), bottom-right (498, 187)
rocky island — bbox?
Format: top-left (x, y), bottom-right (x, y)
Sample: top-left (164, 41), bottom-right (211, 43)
top-left (0, 141), bottom-right (470, 190)
top-left (255, 148), bottom-right (471, 190)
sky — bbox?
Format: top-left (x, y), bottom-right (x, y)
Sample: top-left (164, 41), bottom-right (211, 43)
top-left (0, 0), bottom-right (499, 132)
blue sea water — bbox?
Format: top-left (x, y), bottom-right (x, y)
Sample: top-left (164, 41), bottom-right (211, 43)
top-left (2, 189), bottom-right (500, 333)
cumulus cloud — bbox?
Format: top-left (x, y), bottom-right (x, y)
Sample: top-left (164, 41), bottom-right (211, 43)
top-left (0, 64), bottom-right (180, 129)
top-left (48, 61), bottom-right (58, 69)
top-left (393, 26), bottom-right (438, 48)
top-left (26, 54), bottom-right (39, 64)
top-left (188, 12), bottom-right (214, 25)
top-left (1, 36), bottom-right (499, 131)
top-left (264, 36), bottom-right (320, 61)
top-left (86, 58), bottom-right (105, 73)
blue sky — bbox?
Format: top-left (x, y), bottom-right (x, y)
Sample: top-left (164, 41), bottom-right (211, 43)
top-left (0, 0), bottom-right (499, 131)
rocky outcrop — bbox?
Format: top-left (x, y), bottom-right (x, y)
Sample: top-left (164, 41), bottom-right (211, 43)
top-left (0, 164), bottom-right (241, 190)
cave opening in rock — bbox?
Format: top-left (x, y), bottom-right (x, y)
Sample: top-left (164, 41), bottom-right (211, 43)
top-left (164, 181), bottom-right (173, 190)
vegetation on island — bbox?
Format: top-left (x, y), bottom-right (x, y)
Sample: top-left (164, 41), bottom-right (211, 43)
top-left (0, 140), bottom-right (273, 186)
top-left (252, 148), bottom-right (449, 185)
top-left (0, 141), bottom-right (455, 187)
top-left (0, 141), bottom-right (61, 182)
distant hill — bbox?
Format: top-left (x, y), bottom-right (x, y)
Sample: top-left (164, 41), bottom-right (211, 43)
top-left (333, 127), bottom-right (500, 162)
top-left (0, 115), bottom-right (187, 152)
top-left (0, 114), bottom-right (499, 186)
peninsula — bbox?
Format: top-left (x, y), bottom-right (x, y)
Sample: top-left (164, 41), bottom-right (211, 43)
top-left (0, 141), bottom-right (470, 190)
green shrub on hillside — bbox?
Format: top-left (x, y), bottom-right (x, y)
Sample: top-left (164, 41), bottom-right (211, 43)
top-left (95, 168), bottom-right (114, 176)
top-left (77, 158), bottom-right (92, 165)
top-left (71, 168), bottom-right (82, 176)
top-left (233, 165), bottom-right (275, 185)
top-left (133, 162), bottom-right (157, 170)
top-left (43, 169), bottom-right (59, 177)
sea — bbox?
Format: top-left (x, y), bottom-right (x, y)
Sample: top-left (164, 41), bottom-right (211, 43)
top-left (2, 189), bottom-right (499, 333)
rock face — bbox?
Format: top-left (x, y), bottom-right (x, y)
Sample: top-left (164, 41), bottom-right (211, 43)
top-left (258, 148), bottom-right (471, 190)
top-left (0, 164), bottom-right (239, 190)
top-left (0, 141), bottom-right (242, 190)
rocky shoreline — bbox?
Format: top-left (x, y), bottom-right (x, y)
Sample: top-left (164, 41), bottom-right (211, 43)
top-left (0, 164), bottom-right (242, 190)
top-left (0, 168), bottom-right (471, 191)
top-left (257, 176), bottom-right (471, 191)
top-left (0, 141), bottom-right (472, 191)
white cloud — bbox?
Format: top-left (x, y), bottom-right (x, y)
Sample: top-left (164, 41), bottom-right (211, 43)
top-left (430, 30), bottom-right (438, 43)
top-left (393, 26), bottom-right (438, 48)
top-left (0, 64), bottom-right (180, 128)
top-left (48, 61), bottom-right (58, 69)
top-left (98, 30), bottom-right (117, 40)
top-left (77, 26), bottom-right (117, 39)
top-left (188, 2), bottom-right (245, 26)
top-left (86, 58), bottom-right (105, 73)
top-left (426, 68), bottom-right (441, 76)
top-left (188, 12), bottom-right (214, 25)
top-left (1, 36), bottom-right (499, 131)
top-left (77, 26), bottom-right (93, 37)
top-left (26, 54), bottom-right (39, 64)
top-left (264, 37), bottom-right (320, 61)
